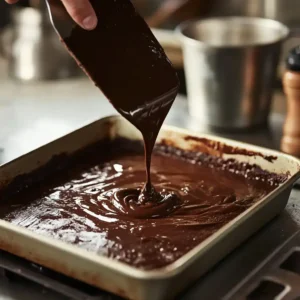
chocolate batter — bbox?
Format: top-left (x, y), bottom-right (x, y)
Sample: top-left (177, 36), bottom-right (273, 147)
top-left (49, 0), bottom-right (179, 202)
top-left (0, 140), bottom-right (286, 270)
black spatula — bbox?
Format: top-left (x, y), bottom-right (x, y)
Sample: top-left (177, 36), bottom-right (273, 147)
top-left (45, 0), bottom-right (179, 126)
top-left (45, 0), bottom-right (179, 198)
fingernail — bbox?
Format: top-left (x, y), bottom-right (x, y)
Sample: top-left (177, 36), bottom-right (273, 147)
top-left (82, 15), bottom-right (97, 30)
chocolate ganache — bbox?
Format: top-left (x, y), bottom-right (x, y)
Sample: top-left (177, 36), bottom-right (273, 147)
top-left (49, 0), bottom-right (180, 205)
top-left (0, 140), bottom-right (286, 270)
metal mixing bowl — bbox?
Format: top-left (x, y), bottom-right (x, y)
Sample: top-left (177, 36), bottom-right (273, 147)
top-left (177, 17), bottom-right (289, 130)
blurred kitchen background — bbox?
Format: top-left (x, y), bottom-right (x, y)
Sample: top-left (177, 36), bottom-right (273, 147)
top-left (0, 0), bottom-right (300, 162)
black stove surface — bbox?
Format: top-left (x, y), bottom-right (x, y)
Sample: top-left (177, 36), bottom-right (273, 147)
top-left (0, 250), bottom-right (119, 300)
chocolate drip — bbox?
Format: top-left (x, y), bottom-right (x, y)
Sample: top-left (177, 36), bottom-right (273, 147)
top-left (51, 0), bottom-right (179, 203)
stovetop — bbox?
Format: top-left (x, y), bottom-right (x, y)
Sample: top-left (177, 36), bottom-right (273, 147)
top-left (0, 251), bottom-right (116, 300)
top-left (226, 230), bottom-right (300, 300)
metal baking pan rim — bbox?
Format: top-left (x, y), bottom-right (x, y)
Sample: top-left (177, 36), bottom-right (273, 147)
top-left (163, 123), bottom-right (300, 167)
top-left (0, 115), bottom-right (299, 281)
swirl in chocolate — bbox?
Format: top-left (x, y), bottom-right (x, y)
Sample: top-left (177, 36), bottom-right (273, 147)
top-left (105, 188), bottom-right (181, 219)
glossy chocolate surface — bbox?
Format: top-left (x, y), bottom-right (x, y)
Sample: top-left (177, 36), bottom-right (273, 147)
top-left (0, 140), bottom-right (286, 270)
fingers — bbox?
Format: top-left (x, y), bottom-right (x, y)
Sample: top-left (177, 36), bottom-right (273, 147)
top-left (4, 0), bottom-right (19, 4)
top-left (61, 0), bottom-right (98, 30)
top-left (4, 0), bottom-right (97, 31)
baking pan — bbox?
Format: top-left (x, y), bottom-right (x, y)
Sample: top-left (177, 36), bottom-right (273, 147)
top-left (0, 115), bottom-right (299, 300)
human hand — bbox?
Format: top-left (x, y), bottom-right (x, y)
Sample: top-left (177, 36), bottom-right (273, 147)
top-left (4, 0), bottom-right (98, 30)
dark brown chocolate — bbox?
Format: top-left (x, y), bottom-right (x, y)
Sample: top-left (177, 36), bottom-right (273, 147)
top-left (48, 0), bottom-right (179, 202)
top-left (184, 136), bottom-right (278, 163)
top-left (0, 140), bottom-right (286, 270)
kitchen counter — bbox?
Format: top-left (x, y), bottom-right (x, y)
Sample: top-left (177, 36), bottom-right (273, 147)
top-left (0, 58), bottom-right (300, 300)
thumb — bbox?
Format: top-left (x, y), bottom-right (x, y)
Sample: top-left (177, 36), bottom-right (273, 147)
top-left (4, 0), bottom-right (19, 4)
top-left (61, 0), bottom-right (98, 30)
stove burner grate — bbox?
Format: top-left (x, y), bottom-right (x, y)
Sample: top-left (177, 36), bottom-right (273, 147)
top-left (225, 230), bottom-right (300, 300)
top-left (0, 250), bottom-right (121, 300)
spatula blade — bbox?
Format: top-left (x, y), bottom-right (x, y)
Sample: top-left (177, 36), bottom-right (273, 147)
top-left (45, 0), bottom-right (179, 112)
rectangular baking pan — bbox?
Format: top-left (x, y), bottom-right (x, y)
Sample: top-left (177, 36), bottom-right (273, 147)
top-left (0, 115), bottom-right (299, 300)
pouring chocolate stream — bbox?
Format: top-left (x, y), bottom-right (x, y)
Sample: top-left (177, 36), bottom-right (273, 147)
top-left (46, 0), bottom-right (179, 209)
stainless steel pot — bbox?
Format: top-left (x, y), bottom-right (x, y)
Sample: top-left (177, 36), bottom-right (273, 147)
top-left (208, 0), bottom-right (300, 78)
top-left (177, 17), bottom-right (289, 130)
top-left (1, 5), bottom-right (80, 81)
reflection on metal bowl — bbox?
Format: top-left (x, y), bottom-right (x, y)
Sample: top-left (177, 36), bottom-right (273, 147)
top-left (1, 6), bottom-right (81, 81)
top-left (208, 0), bottom-right (300, 79)
top-left (177, 17), bottom-right (289, 130)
